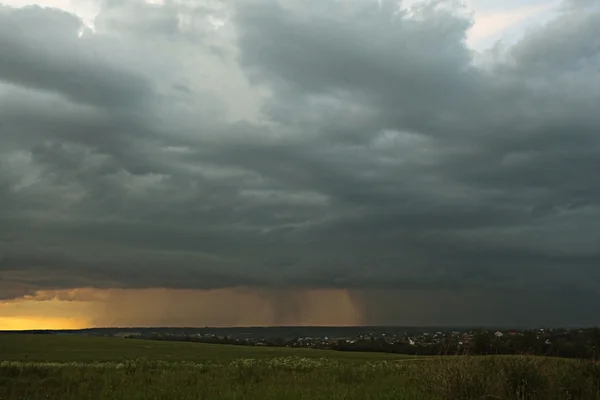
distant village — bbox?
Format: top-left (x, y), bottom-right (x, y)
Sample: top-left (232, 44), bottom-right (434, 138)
top-left (100, 327), bottom-right (600, 359)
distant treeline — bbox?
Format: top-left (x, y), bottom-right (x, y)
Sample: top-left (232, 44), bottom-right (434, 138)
top-left (331, 335), bottom-right (599, 359)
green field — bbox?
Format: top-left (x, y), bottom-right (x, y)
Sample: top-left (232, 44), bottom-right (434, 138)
top-left (2, 334), bottom-right (600, 399)
top-left (0, 334), bottom-right (410, 363)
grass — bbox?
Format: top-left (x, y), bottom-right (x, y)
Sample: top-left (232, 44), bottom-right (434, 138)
top-left (0, 334), bottom-right (410, 362)
top-left (2, 335), bottom-right (600, 399)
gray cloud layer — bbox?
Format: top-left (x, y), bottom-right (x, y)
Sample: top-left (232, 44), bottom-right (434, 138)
top-left (1, 0), bottom-right (600, 325)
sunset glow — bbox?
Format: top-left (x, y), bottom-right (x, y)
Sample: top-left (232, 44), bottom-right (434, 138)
top-left (0, 316), bottom-right (89, 331)
top-left (0, 287), bottom-right (365, 330)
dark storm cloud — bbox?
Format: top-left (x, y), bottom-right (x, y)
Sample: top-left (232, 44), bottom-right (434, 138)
top-left (0, 5), bottom-right (152, 108)
top-left (1, 0), bottom-right (600, 324)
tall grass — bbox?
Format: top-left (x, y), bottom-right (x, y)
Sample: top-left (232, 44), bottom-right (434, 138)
top-left (2, 356), bottom-right (600, 399)
top-left (419, 356), bottom-right (600, 399)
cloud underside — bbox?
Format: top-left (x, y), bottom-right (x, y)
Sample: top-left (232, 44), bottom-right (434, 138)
top-left (1, 0), bottom-right (600, 325)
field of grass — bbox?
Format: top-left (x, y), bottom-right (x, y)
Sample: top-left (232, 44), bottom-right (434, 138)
top-left (2, 334), bottom-right (600, 399)
top-left (0, 334), bottom-right (411, 363)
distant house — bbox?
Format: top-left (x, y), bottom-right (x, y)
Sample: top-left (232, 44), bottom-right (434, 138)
top-left (494, 331), bottom-right (504, 337)
top-left (114, 332), bottom-right (141, 338)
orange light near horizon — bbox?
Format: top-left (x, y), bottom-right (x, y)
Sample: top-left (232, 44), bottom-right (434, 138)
top-left (0, 316), bottom-right (89, 331)
top-left (0, 287), bottom-right (365, 328)
top-left (0, 294), bottom-right (96, 330)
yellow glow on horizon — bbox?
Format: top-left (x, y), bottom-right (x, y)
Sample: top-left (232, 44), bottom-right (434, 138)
top-left (0, 287), bottom-right (365, 329)
top-left (0, 316), bottom-right (89, 331)
top-left (0, 295), bottom-right (95, 330)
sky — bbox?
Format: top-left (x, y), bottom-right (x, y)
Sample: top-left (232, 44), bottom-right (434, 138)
top-left (1, 0), bottom-right (599, 329)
